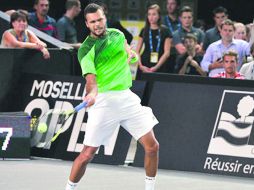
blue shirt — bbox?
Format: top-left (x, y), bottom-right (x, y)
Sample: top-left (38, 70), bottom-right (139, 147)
top-left (201, 39), bottom-right (250, 77)
top-left (28, 12), bottom-right (57, 38)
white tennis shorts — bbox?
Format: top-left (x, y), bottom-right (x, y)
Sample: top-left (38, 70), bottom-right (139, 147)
top-left (83, 89), bottom-right (158, 147)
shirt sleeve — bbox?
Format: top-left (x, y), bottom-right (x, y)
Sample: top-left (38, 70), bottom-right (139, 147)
top-left (201, 45), bottom-right (214, 72)
top-left (139, 28), bottom-right (144, 38)
top-left (80, 46), bottom-right (97, 76)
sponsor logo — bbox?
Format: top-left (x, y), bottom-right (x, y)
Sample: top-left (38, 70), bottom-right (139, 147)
top-left (207, 90), bottom-right (254, 158)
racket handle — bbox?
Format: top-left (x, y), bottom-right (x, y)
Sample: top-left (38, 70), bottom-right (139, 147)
top-left (74, 101), bottom-right (87, 112)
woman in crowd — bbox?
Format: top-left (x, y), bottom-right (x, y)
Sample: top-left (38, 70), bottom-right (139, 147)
top-left (234, 22), bottom-right (247, 41)
top-left (135, 4), bottom-right (171, 79)
top-left (1, 10), bottom-right (50, 59)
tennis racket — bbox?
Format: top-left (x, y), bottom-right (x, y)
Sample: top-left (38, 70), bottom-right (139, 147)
top-left (30, 101), bottom-right (87, 148)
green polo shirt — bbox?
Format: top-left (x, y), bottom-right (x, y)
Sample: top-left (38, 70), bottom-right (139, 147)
top-left (78, 28), bottom-right (132, 92)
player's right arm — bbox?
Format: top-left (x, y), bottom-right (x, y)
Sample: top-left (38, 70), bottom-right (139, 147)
top-left (84, 74), bottom-right (98, 107)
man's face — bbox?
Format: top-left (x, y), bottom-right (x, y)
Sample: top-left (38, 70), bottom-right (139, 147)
top-left (214, 12), bottom-right (227, 27)
top-left (223, 55), bottom-right (237, 75)
top-left (180, 12), bottom-right (193, 28)
top-left (85, 9), bottom-right (107, 38)
top-left (166, 0), bottom-right (178, 14)
top-left (35, 0), bottom-right (49, 17)
top-left (220, 24), bottom-right (234, 42)
top-left (73, 1), bottom-right (81, 17)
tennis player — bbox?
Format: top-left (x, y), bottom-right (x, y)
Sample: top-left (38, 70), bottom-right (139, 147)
top-left (65, 3), bottom-right (159, 190)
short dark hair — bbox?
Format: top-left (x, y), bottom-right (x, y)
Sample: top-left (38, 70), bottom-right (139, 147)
top-left (10, 10), bottom-right (28, 28)
top-left (213, 6), bottom-right (228, 16)
top-left (34, 0), bottom-right (50, 5)
top-left (65, 0), bottom-right (80, 10)
top-left (179, 6), bottom-right (193, 17)
top-left (84, 3), bottom-right (104, 21)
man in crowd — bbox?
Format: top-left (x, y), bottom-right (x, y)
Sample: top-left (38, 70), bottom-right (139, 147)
top-left (203, 6), bottom-right (228, 51)
top-left (213, 51), bottom-right (244, 79)
top-left (56, 0), bottom-right (81, 48)
top-left (175, 33), bottom-right (206, 76)
top-left (28, 0), bottom-right (58, 38)
top-left (163, 0), bottom-right (181, 36)
top-left (172, 6), bottom-right (205, 55)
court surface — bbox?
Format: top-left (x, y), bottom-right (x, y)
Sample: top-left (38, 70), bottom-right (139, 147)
top-left (1, 158), bottom-right (254, 190)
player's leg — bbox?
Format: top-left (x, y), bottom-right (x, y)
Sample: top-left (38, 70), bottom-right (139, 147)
top-left (119, 90), bottom-right (159, 189)
top-left (139, 130), bottom-right (159, 177)
top-left (139, 130), bottom-right (159, 190)
top-left (65, 146), bottom-right (98, 190)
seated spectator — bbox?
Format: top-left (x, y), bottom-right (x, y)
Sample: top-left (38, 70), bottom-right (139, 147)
top-left (212, 51), bottom-right (244, 79)
top-left (240, 43), bottom-right (254, 79)
top-left (175, 33), bottom-right (206, 76)
top-left (135, 4), bottom-right (171, 79)
top-left (172, 6), bottom-right (204, 55)
top-left (234, 22), bottom-right (247, 41)
top-left (1, 10), bottom-right (50, 59)
top-left (28, 0), bottom-right (57, 38)
top-left (56, 0), bottom-right (81, 49)
top-left (201, 19), bottom-right (250, 77)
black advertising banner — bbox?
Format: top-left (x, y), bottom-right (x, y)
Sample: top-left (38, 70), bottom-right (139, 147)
top-left (0, 112), bottom-right (30, 159)
top-left (13, 73), bottom-right (145, 165)
top-left (134, 74), bottom-right (254, 178)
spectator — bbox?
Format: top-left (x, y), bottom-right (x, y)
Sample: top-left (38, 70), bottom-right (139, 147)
top-left (135, 4), bottom-right (171, 79)
top-left (175, 33), bottom-right (206, 76)
top-left (28, 0), bottom-right (57, 38)
top-left (172, 6), bottom-right (204, 55)
top-left (201, 19), bottom-right (250, 77)
top-left (1, 10), bottom-right (50, 59)
top-left (163, 0), bottom-right (181, 36)
top-left (234, 22), bottom-right (247, 41)
top-left (56, 0), bottom-right (81, 49)
top-left (240, 43), bottom-right (254, 79)
top-left (162, 0), bottom-right (181, 73)
top-left (212, 51), bottom-right (244, 79)
top-left (203, 6), bottom-right (228, 51)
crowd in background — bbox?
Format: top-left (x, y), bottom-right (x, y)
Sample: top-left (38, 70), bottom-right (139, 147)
top-left (1, 0), bottom-right (254, 80)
